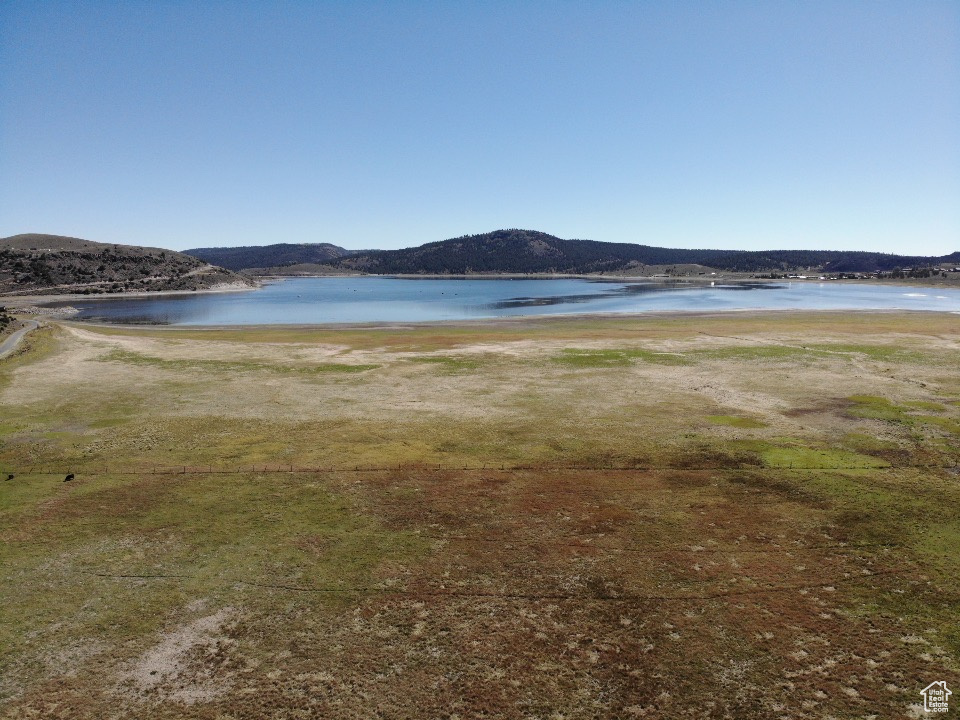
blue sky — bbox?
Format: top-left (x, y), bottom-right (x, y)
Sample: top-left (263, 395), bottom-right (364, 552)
top-left (1, 1), bottom-right (957, 254)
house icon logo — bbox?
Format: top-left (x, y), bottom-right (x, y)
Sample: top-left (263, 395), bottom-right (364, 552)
top-left (921, 681), bottom-right (951, 713)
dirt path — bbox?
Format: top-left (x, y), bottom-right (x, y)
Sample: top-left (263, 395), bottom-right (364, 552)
top-left (0, 319), bottom-right (39, 359)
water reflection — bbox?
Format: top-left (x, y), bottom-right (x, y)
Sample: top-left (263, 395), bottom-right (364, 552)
top-left (50, 277), bottom-right (960, 325)
top-left (485, 281), bottom-right (777, 309)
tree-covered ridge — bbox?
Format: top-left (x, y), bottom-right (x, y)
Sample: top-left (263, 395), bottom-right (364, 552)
top-left (328, 229), bottom-right (959, 275)
top-left (184, 243), bottom-right (354, 271)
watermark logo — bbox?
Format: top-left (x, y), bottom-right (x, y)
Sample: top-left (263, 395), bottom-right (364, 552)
top-left (920, 681), bottom-right (951, 714)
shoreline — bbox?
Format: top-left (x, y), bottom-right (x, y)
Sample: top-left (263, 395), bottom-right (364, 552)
top-left (56, 307), bottom-right (960, 334)
top-left (0, 280), bottom-right (260, 314)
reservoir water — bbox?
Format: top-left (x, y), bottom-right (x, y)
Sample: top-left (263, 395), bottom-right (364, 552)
top-left (56, 277), bottom-right (960, 325)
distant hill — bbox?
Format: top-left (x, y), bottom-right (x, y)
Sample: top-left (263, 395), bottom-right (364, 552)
top-left (17, 232), bottom-right (956, 288)
top-left (0, 233), bottom-right (255, 295)
top-left (327, 229), bottom-right (960, 275)
top-left (184, 243), bottom-right (355, 271)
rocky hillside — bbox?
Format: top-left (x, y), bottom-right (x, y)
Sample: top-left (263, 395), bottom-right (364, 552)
top-left (0, 305), bottom-right (17, 334)
top-left (0, 234), bottom-right (255, 295)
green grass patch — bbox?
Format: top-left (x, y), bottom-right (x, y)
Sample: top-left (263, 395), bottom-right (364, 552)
top-left (914, 519), bottom-right (960, 580)
top-left (917, 415), bottom-right (960, 435)
top-left (554, 347), bottom-right (689, 367)
top-left (903, 400), bottom-right (947, 412)
top-left (706, 414), bottom-right (767, 429)
top-left (406, 354), bottom-right (488, 373)
top-left (847, 395), bottom-right (907, 422)
top-left (780, 464), bottom-right (960, 655)
top-left (841, 432), bottom-right (898, 449)
top-left (848, 396), bottom-right (960, 435)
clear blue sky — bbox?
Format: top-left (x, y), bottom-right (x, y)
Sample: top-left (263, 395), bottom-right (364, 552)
top-left (1, 1), bottom-right (957, 254)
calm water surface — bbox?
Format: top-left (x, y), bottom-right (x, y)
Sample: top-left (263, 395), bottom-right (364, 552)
top-left (58, 277), bottom-right (960, 325)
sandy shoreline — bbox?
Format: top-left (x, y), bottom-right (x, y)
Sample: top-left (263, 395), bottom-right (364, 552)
top-left (0, 280), bottom-right (261, 312)
top-left (51, 307), bottom-right (960, 335)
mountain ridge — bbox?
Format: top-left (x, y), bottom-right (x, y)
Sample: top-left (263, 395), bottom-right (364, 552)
top-left (185, 242), bottom-right (356, 271)
top-left (188, 229), bottom-right (958, 275)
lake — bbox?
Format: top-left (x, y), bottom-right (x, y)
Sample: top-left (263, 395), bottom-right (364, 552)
top-left (56, 277), bottom-right (960, 325)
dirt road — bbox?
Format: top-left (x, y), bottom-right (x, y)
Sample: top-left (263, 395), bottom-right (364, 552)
top-left (0, 319), bottom-right (39, 359)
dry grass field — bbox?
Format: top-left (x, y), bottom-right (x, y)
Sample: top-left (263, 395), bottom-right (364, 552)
top-left (1, 311), bottom-right (958, 719)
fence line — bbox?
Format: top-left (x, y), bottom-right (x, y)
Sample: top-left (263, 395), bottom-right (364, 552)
top-left (2, 461), bottom-right (957, 478)
top-left (81, 567), bottom-right (898, 603)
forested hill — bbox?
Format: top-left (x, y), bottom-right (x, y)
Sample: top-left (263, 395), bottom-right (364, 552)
top-left (327, 229), bottom-right (959, 275)
top-left (0, 234), bottom-right (253, 295)
top-left (184, 243), bottom-right (354, 271)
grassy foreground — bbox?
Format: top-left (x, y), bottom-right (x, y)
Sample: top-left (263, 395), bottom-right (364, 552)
top-left (1, 312), bottom-right (958, 719)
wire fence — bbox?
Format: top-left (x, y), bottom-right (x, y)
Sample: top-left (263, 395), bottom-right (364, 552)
top-left (2, 460), bottom-right (958, 478)
top-left (80, 567), bottom-right (901, 603)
